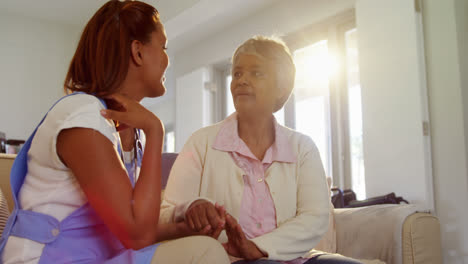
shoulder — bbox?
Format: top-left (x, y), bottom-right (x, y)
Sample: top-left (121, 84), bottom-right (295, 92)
top-left (186, 120), bottom-right (224, 145)
top-left (277, 125), bottom-right (320, 156)
top-left (177, 120), bottom-right (228, 158)
top-left (45, 93), bottom-right (117, 144)
top-left (51, 93), bottom-right (106, 115)
top-left (29, 93), bottom-right (117, 169)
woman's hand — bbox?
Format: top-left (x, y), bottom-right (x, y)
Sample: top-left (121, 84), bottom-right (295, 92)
top-left (100, 93), bottom-right (163, 134)
top-left (185, 201), bottom-right (226, 239)
top-left (222, 214), bottom-right (266, 260)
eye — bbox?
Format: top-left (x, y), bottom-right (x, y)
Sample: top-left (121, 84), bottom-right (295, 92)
top-left (253, 71), bottom-right (264, 77)
top-left (233, 71), bottom-right (242, 78)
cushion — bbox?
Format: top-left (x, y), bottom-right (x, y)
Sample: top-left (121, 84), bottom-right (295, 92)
top-left (314, 177), bottom-right (337, 253)
top-left (402, 213), bottom-right (442, 264)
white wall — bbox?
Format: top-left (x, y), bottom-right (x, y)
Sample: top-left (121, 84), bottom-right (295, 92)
top-left (0, 13), bottom-right (80, 140)
top-left (145, 99), bottom-right (175, 130)
top-left (454, 0), bottom-right (468, 174)
top-left (174, 67), bottom-right (213, 151)
top-left (423, 0), bottom-right (468, 262)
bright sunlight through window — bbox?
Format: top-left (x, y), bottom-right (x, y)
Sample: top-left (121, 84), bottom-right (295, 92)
top-left (345, 29), bottom-right (366, 200)
top-left (293, 40), bottom-right (334, 178)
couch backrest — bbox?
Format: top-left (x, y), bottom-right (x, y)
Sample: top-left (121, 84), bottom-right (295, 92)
top-left (161, 153), bottom-right (178, 189)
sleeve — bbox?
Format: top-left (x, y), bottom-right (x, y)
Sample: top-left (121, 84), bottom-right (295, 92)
top-left (50, 94), bottom-right (118, 169)
top-left (159, 130), bottom-right (214, 223)
top-left (251, 137), bottom-right (331, 261)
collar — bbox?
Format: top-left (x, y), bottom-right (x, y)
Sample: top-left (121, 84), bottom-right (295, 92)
top-left (212, 112), bottom-right (297, 164)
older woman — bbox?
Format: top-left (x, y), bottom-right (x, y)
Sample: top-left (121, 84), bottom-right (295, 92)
top-left (160, 36), bottom-right (361, 264)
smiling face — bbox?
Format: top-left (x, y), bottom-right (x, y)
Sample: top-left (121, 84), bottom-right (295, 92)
top-left (140, 23), bottom-right (169, 98)
top-left (230, 54), bottom-right (279, 116)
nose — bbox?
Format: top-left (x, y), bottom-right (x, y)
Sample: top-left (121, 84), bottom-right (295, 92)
top-left (236, 73), bottom-right (249, 86)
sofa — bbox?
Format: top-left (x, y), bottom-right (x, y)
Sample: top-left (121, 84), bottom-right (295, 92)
top-left (0, 153), bottom-right (442, 264)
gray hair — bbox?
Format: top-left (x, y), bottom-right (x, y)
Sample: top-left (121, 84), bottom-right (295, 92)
top-left (231, 35), bottom-right (296, 112)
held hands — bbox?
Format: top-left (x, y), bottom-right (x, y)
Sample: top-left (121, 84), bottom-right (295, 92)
top-left (184, 200), bottom-right (226, 239)
top-left (185, 201), bottom-right (265, 260)
top-left (222, 212), bottom-right (266, 260)
top-left (100, 94), bottom-right (163, 134)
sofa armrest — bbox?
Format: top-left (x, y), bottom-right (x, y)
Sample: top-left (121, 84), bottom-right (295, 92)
top-left (333, 204), bottom-right (431, 264)
top-left (401, 213), bottom-right (442, 264)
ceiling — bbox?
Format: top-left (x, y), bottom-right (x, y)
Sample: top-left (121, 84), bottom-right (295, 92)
top-left (0, 0), bottom-right (281, 52)
top-left (0, 0), bottom-right (202, 26)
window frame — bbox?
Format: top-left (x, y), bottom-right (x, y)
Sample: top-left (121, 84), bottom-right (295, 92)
top-left (284, 9), bottom-right (357, 189)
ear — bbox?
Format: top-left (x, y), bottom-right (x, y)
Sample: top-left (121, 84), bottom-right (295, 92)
top-left (130, 39), bottom-right (144, 66)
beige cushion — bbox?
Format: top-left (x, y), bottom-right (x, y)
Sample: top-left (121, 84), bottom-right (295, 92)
top-left (334, 204), bottom-right (430, 264)
top-left (314, 177), bottom-right (337, 253)
top-left (402, 212), bottom-right (442, 264)
top-left (315, 202), bottom-right (337, 253)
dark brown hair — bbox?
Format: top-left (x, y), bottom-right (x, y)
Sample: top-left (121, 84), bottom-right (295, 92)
top-left (64, 0), bottom-right (160, 96)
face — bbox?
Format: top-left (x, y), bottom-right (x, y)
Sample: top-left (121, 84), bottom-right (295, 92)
top-left (140, 23), bottom-right (169, 98)
top-left (231, 54), bottom-right (278, 115)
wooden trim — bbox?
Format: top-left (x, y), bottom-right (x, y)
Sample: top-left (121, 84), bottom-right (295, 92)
top-left (0, 154), bottom-right (16, 159)
top-left (0, 154), bottom-right (15, 211)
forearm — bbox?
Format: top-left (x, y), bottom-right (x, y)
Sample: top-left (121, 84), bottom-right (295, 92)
top-left (155, 222), bottom-right (196, 242)
top-left (251, 211), bottom-right (329, 260)
top-left (132, 126), bottom-right (164, 235)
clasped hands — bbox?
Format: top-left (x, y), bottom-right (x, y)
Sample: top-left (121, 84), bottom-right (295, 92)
top-left (184, 200), bottom-right (266, 260)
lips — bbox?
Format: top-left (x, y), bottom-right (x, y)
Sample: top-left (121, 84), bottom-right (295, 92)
top-left (233, 88), bottom-right (252, 96)
top-left (234, 92), bottom-right (252, 97)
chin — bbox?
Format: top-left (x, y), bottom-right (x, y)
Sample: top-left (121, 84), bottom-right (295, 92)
top-left (147, 84), bottom-right (166, 98)
top-left (234, 100), bottom-right (254, 112)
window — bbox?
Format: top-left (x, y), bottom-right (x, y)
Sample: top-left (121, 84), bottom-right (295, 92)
top-left (293, 40), bottom-right (334, 177)
top-left (345, 28), bottom-right (365, 199)
top-left (285, 11), bottom-right (365, 198)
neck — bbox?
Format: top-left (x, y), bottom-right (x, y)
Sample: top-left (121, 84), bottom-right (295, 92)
top-left (237, 112), bottom-right (275, 160)
top-left (118, 74), bottom-right (144, 102)
top-left (120, 128), bottom-right (135, 152)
